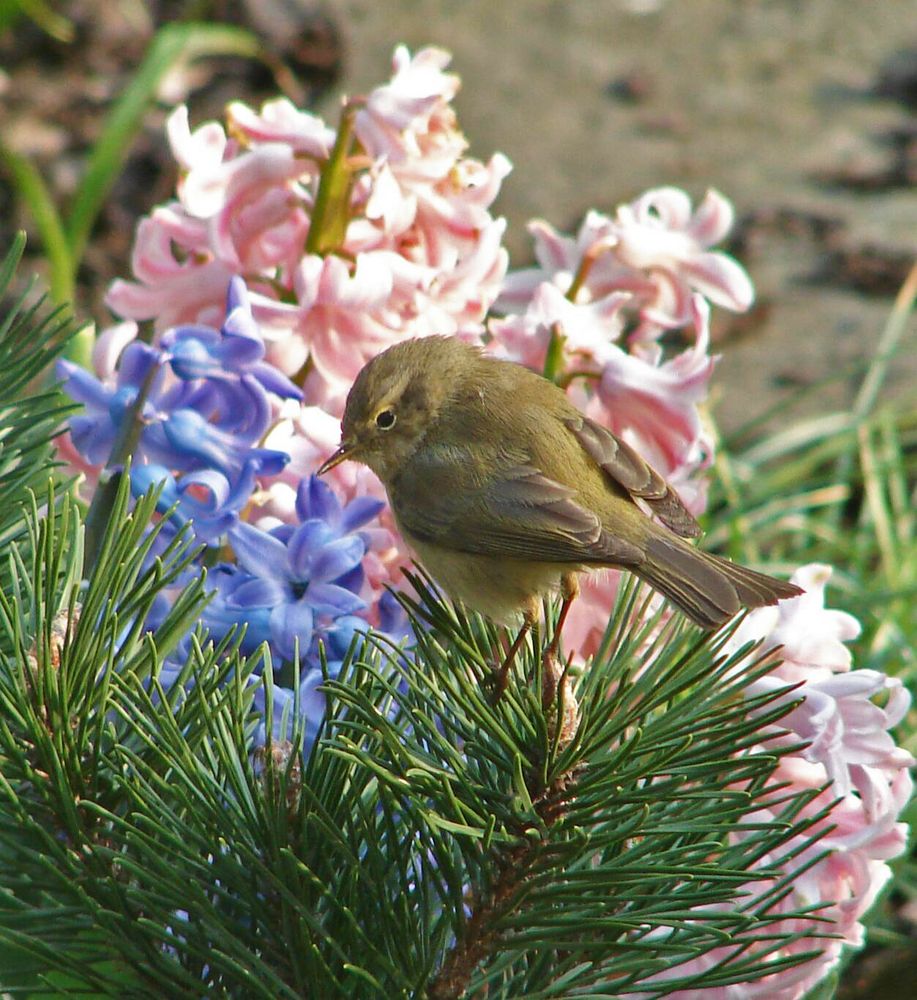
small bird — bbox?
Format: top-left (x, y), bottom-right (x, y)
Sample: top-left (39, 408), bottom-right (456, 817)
top-left (318, 336), bottom-right (801, 674)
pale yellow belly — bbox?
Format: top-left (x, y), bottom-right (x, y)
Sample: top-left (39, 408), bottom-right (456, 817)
top-left (403, 531), bottom-right (579, 623)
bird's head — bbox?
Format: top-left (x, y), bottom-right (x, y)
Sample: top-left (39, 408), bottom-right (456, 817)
top-left (317, 336), bottom-right (483, 483)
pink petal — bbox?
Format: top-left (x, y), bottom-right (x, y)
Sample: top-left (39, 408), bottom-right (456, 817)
top-left (227, 97), bottom-right (334, 158)
top-left (166, 105), bottom-right (227, 173)
top-left (687, 188), bottom-right (735, 245)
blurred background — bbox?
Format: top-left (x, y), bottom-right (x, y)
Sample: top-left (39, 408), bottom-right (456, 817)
top-left (2, 0), bottom-right (916, 436)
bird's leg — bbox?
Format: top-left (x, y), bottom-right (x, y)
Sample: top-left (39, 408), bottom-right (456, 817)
top-left (495, 599), bottom-right (539, 697)
top-left (541, 573), bottom-right (579, 707)
top-left (541, 573), bottom-right (582, 745)
top-left (544, 573), bottom-right (578, 665)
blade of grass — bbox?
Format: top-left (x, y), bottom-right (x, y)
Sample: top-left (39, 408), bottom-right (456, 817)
top-left (831, 258), bottom-right (917, 498)
top-left (64, 21), bottom-right (264, 267)
top-left (0, 147), bottom-right (73, 306)
top-left (0, 0), bottom-right (74, 40)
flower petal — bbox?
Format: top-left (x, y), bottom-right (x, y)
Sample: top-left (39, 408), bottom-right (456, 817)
top-left (270, 600), bottom-right (314, 660)
top-left (310, 536), bottom-right (366, 583)
top-left (230, 576), bottom-right (287, 608)
top-left (340, 496), bottom-right (385, 532)
top-left (229, 521), bottom-right (292, 581)
top-left (305, 582), bottom-right (366, 615)
top-left (287, 520), bottom-right (334, 579)
top-left (297, 475), bottom-right (340, 524)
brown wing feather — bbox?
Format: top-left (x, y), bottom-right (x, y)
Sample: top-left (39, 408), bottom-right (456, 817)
top-left (391, 448), bottom-right (644, 566)
top-left (566, 415), bottom-right (702, 539)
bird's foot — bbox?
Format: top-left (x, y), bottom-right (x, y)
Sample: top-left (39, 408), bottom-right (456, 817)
top-left (541, 646), bottom-right (580, 748)
top-left (489, 611), bottom-right (537, 701)
top-left (492, 656), bottom-right (512, 701)
top-left (540, 643), bottom-right (568, 709)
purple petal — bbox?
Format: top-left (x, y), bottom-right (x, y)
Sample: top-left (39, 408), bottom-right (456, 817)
top-left (321, 615), bottom-right (369, 660)
top-left (203, 378), bottom-right (271, 441)
top-left (271, 524), bottom-right (295, 545)
top-left (305, 582), bottom-right (366, 615)
top-left (177, 469), bottom-right (232, 512)
top-left (248, 447), bottom-right (290, 476)
top-left (220, 321), bottom-right (264, 364)
top-left (225, 275), bottom-right (250, 315)
top-left (237, 376), bottom-right (272, 438)
top-left (230, 576), bottom-right (288, 609)
top-left (222, 279), bottom-right (266, 366)
top-left (56, 361), bottom-right (110, 407)
top-left (118, 341), bottom-right (163, 388)
top-left (161, 409), bottom-right (230, 468)
top-left (229, 521), bottom-right (292, 581)
top-left (270, 600), bottom-right (315, 660)
top-left (203, 596), bottom-right (273, 652)
top-left (334, 564), bottom-right (364, 595)
top-left (340, 496), bottom-right (385, 532)
top-left (157, 378), bottom-right (200, 414)
top-left (250, 361), bottom-right (302, 400)
top-left (130, 464), bottom-right (177, 505)
top-left (108, 385), bottom-right (141, 427)
top-left (163, 325), bottom-right (221, 348)
top-left (287, 520), bottom-right (334, 579)
top-left (69, 415), bottom-right (114, 465)
top-left (296, 667), bottom-right (328, 736)
top-left (310, 536), bottom-right (366, 584)
top-left (191, 511), bottom-right (237, 543)
top-left (223, 460), bottom-right (259, 512)
top-left (166, 336), bottom-right (221, 380)
top-left (297, 475), bottom-right (340, 524)
top-left (175, 379), bottom-right (221, 413)
top-left (378, 590), bottom-right (411, 641)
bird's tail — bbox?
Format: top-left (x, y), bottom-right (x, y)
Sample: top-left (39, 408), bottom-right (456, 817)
top-left (636, 532), bottom-right (802, 629)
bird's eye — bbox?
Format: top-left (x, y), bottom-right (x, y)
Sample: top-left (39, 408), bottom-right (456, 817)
top-left (375, 408), bottom-right (396, 430)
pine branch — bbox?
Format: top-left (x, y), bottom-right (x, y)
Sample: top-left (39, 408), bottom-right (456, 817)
top-left (0, 233), bottom-right (78, 587)
top-left (0, 250), bottom-right (838, 995)
top-left (428, 768), bottom-right (580, 1000)
top-left (321, 576), bottom-right (832, 997)
top-left (0, 533), bottom-right (835, 996)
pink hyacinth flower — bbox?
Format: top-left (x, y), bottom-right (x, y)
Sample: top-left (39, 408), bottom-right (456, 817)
top-left (226, 98), bottom-right (335, 158)
top-left (647, 564), bottom-right (912, 999)
top-left (592, 294), bottom-right (716, 477)
top-left (613, 187), bottom-right (754, 325)
top-left (106, 204), bottom-right (236, 331)
top-left (733, 563), bottom-right (914, 823)
top-left (250, 252), bottom-right (412, 402)
top-left (498, 190), bottom-right (752, 362)
top-left (355, 46), bottom-right (463, 177)
top-left (490, 280), bottom-right (631, 374)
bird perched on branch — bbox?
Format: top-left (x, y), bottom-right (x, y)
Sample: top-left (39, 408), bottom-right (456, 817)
top-left (319, 336), bottom-right (802, 682)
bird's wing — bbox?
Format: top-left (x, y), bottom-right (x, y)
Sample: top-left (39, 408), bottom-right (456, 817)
top-left (565, 415), bottom-right (702, 539)
top-left (391, 445), bottom-right (643, 566)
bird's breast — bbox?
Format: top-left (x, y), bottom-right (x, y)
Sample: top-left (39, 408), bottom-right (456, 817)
top-left (398, 523), bottom-right (579, 623)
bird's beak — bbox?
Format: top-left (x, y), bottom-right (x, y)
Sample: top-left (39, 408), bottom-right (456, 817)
top-left (317, 441), bottom-right (357, 476)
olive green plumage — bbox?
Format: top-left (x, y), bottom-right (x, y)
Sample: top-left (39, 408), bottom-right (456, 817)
top-left (319, 336), bottom-right (801, 628)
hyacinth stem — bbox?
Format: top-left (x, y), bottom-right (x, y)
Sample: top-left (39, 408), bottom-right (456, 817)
top-left (543, 234), bottom-right (613, 382)
top-left (83, 361), bottom-right (161, 571)
top-left (305, 103), bottom-right (357, 257)
top-left (565, 239), bottom-right (609, 302)
top-left (542, 321), bottom-right (566, 383)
